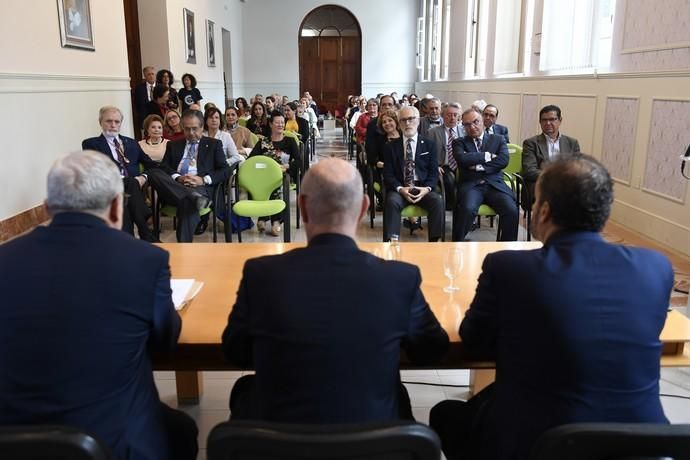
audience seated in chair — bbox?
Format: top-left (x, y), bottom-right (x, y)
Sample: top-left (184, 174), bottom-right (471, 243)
top-left (147, 109), bottom-right (230, 242)
top-left (427, 102), bottom-right (464, 211)
top-left (430, 153), bottom-right (672, 460)
top-left (452, 107), bottom-right (518, 241)
top-left (482, 104), bottom-right (509, 144)
top-left (225, 106), bottom-right (255, 157)
top-left (222, 157), bottom-right (449, 423)
top-left (383, 106), bottom-right (444, 242)
top-left (82, 105), bottom-right (158, 242)
top-left (0, 151), bottom-right (198, 460)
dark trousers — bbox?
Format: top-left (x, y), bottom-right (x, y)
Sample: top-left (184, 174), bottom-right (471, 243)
top-left (440, 165), bottom-right (456, 211)
top-left (429, 384), bottom-right (495, 460)
top-left (160, 403), bottom-right (199, 460)
top-left (122, 177), bottom-right (154, 241)
top-left (148, 169), bottom-right (211, 242)
top-left (453, 184), bottom-right (518, 241)
top-left (383, 190), bottom-right (444, 242)
top-left (228, 375), bottom-right (414, 421)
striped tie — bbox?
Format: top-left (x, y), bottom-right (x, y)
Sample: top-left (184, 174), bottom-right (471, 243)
top-left (113, 137), bottom-right (129, 177)
top-left (447, 128), bottom-right (457, 171)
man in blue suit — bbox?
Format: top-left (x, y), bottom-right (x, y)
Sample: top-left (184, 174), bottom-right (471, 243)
top-left (82, 105), bottom-right (159, 242)
top-left (383, 105), bottom-right (444, 242)
top-left (452, 108), bottom-right (518, 241)
top-left (222, 158), bottom-right (449, 422)
top-left (430, 153), bottom-right (671, 460)
top-left (482, 104), bottom-right (509, 143)
top-left (0, 151), bottom-right (198, 460)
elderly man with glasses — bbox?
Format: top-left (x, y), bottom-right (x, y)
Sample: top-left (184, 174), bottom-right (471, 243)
top-left (382, 106), bottom-right (444, 242)
top-left (451, 108), bottom-right (518, 241)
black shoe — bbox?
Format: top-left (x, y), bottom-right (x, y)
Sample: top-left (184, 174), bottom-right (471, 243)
top-left (194, 218), bottom-right (209, 235)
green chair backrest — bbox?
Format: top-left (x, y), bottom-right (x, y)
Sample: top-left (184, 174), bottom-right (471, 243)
top-left (238, 156), bottom-right (284, 201)
top-left (283, 130), bottom-right (300, 142)
top-left (505, 143), bottom-right (523, 175)
top-left (238, 118), bottom-right (247, 127)
top-left (249, 132), bottom-right (259, 147)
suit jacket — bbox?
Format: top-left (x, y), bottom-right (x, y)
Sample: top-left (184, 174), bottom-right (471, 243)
top-left (82, 134), bottom-right (157, 177)
top-left (160, 136), bottom-right (231, 185)
top-left (487, 123), bottom-right (509, 144)
top-left (522, 133), bottom-right (581, 182)
top-left (452, 133), bottom-right (512, 195)
top-left (418, 117), bottom-right (444, 138)
top-left (0, 212), bottom-right (181, 460)
top-left (222, 233), bottom-right (449, 423)
top-left (383, 136), bottom-right (439, 191)
top-left (460, 231), bottom-right (671, 459)
top-left (427, 124), bottom-right (464, 167)
top-left (133, 81), bottom-right (153, 118)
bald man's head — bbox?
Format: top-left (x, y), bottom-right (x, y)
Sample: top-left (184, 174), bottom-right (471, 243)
top-left (300, 157), bottom-right (366, 237)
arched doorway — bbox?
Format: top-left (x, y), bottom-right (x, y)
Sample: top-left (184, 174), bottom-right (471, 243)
top-left (299, 5), bottom-right (361, 117)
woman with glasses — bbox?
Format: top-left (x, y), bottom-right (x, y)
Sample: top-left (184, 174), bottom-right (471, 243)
top-left (163, 110), bottom-right (185, 141)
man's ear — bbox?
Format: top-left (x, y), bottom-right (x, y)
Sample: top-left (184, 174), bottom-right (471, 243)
top-left (357, 194), bottom-right (370, 224)
top-left (298, 193), bottom-right (309, 224)
top-left (107, 194), bottom-right (124, 230)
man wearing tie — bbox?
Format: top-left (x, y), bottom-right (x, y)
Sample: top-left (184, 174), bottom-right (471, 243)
top-left (452, 108), bottom-right (518, 241)
top-left (427, 102), bottom-right (464, 210)
top-left (133, 66), bottom-right (156, 131)
top-left (82, 106), bottom-right (158, 242)
top-left (482, 104), bottom-right (510, 144)
top-left (147, 110), bottom-right (230, 242)
top-left (382, 106), bottom-right (444, 242)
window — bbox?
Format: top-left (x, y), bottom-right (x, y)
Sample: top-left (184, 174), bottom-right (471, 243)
top-left (467, 0), bottom-right (490, 77)
top-left (420, 0), bottom-right (453, 81)
top-left (539, 0), bottom-right (616, 72)
top-left (494, 0), bottom-right (523, 75)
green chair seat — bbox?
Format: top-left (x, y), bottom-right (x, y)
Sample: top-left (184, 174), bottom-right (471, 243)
top-left (401, 205), bottom-right (429, 218)
top-left (477, 204), bottom-right (496, 217)
top-left (373, 182), bottom-right (381, 193)
top-left (233, 200), bottom-right (285, 218)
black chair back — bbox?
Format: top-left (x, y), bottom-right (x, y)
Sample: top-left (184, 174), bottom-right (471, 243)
top-left (207, 420), bottom-right (441, 460)
top-left (530, 423), bottom-right (690, 460)
top-left (0, 425), bottom-right (112, 460)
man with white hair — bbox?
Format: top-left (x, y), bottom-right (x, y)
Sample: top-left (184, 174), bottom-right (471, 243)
top-left (383, 106), bottom-right (445, 242)
top-left (0, 151), bottom-right (198, 460)
top-left (222, 157), bottom-right (448, 422)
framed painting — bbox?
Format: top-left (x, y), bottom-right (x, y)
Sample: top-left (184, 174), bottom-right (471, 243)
top-left (207, 19), bottom-right (216, 67)
top-left (184, 8), bottom-right (196, 64)
top-left (57, 0), bottom-right (95, 50)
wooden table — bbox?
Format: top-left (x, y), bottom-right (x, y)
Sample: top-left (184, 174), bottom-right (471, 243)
top-left (155, 242), bottom-right (690, 403)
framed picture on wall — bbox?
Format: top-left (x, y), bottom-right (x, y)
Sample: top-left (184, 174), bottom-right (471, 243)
top-left (56, 0), bottom-right (95, 50)
top-left (184, 8), bottom-right (196, 64)
top-left (207, 19), bottom-right (216, 67)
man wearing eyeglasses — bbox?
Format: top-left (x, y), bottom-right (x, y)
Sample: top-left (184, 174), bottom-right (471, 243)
top-left (147, 109), bottom-right (230, 242)
top-left (382, 106), bottom-right (444, 242)
top-left (522, 105), bottom-right (581, 203)
top-left (452, 108), bottom-right (518, 241)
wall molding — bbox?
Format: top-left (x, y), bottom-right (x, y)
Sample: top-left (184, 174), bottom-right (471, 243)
top-left (0, 72), bottom-right (130, 94)
top-left (0, 204), bottom-right (49, 243)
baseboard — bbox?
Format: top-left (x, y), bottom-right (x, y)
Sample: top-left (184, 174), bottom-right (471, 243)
top-left (0, 204), bottom-right (49, 243)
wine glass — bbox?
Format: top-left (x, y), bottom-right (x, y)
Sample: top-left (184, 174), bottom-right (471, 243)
top-left (443, 247), bottom-right (464, 292)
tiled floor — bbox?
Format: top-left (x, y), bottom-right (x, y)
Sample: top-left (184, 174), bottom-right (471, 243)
top-left (154, 127), bottom-right (690, 459)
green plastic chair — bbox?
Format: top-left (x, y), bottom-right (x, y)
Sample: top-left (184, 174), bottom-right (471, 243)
top-left (238, 117), bottom-right (248, 127)
top-left (381, 177), bottom-right (446, 242)
top-left (232, 156), bottom-right (291, 242)
top-left (248, 132), bottom-right (259, 147)
top-left (463, 144), bottom-right (523, 240)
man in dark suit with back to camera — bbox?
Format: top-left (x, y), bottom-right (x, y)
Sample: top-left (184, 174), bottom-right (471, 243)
top-left (147, 109), bottom-right (230, 242)
top-left (222, 157), bottom-right (449, 422)
top-left (0, 151), bottom-right (198, 460)
top-left (430, 153), bottom-right (672, 460)
top-left (383, 105), bottom-right (444, 242)
top-left (482, 104), bottom-right (509, 144)
top-left (82, 105), bottom-right (159, 242)
top-left (452, 108), bottom-right (518, 241)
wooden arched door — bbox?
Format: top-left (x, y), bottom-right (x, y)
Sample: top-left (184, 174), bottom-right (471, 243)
top-left (299, 5), bottom-right (361, 117)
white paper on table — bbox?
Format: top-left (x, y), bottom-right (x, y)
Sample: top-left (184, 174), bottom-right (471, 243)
top-left (171, 279), bottom-right (203, 311)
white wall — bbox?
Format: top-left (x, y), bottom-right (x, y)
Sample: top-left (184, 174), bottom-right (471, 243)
top-left (240, 0), bottom-right (418, 100)
top-left (0, 0), bottom-right (131, 221)
top-left (138, 0), bottom-right (171, 74)
top-left (161, 0), bottom-right (246, 108)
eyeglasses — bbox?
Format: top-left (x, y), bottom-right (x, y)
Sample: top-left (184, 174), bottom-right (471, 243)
top-left (540, 117), bottom-right (560, 123)
top-left (399, 116), bottom-right (418, 124)
top-left (461, 119), bottom-right (482, 128)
